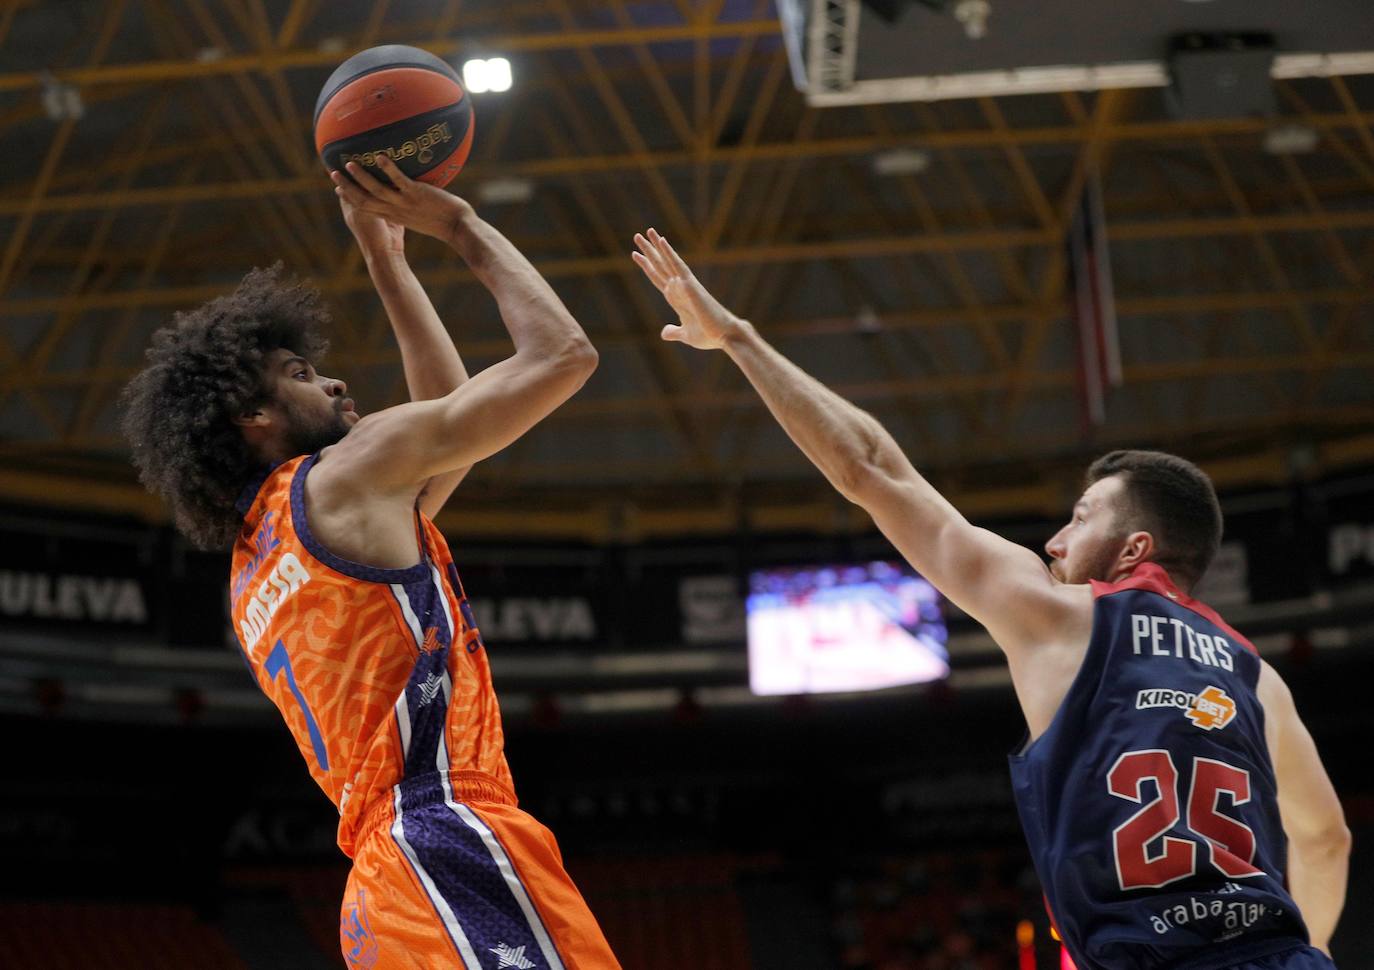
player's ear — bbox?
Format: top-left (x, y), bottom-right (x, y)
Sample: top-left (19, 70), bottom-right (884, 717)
top-left (1118, 530), bottom-right (1156, 572)
top-left (233, 407), bottom-right (271, 428)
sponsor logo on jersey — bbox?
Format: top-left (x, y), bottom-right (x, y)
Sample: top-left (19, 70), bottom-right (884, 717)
top-left (341, 888), bottom-right (379, 969)
top-left (1147, 883), bottom-right (1283, 939)
top-left (1136, 685), bottom-right (1237, 731)
top-left (1186, 685), bottom-right (1236, 730)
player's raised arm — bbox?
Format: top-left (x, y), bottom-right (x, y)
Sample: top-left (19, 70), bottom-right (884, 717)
top-left (632, 228), bottom-right (1078, 654)
top-left (1257, 662), bottom-right (1351, 955)
top-left (338, 178), bottom-right (472, 518)
top-left (324, 155), bottom-right (597, 490)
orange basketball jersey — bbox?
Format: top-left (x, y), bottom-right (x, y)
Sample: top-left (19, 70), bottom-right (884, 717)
top-left (230, 455), bottom-right (621, 969)
top-left (229, 454), bottom-right (511, 855)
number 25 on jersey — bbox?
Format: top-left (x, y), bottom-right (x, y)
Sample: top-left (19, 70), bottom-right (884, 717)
top-left (1109, 749), bottom-right (1264, 891)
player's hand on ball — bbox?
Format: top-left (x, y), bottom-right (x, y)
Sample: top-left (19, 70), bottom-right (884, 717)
top-left (632, 228), bottom-right (747, 351)
top-left (331, 154), bottom-right (473, 245)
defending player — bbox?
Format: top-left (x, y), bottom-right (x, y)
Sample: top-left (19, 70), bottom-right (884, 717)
top-left (121, 155), bottom-right (621, 970)
top-left (632, 228), bottom-right (1350, 968)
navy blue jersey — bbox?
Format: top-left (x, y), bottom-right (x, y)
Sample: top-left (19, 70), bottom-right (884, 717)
top-left (1009, 563), bottom-right (1308, 970)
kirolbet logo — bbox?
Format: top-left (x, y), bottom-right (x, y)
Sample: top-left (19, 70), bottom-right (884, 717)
top-left (1136, 684), bottom-right (1237, 731)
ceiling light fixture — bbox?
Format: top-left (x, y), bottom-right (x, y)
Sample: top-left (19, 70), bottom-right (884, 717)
top-left (1263, 123), bottom-right (1319, 155)
top-left (477, 177), bottom-right (535, 205)
top-left (872, 147), bottom-right (931, 175)
top-left (463, 57), bottom-right (513, 94)
top-left (952, 0), bottom-right (990, 39)
top-left (39, 71), bottom-right (82, 121)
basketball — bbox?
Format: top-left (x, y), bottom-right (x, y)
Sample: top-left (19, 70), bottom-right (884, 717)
top-left (313, 44), bottom-right (474, 188)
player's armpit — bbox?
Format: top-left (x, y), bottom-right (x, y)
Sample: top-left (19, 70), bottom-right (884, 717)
top-left (1258, 661), bottom-right (1350, 953)
top-left (859, 469), bottom-right (1088, 654)
top-left (417, 467), bottom-right (472, 520)
top-left (318, 343), bottom-right (596, 494)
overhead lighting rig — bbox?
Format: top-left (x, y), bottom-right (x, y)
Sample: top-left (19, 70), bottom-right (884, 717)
top-left (866, 0), bottom-right (992, 40)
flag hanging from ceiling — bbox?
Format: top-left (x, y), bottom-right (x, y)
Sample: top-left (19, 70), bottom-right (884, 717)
top-left (1067, 168), bottom-right (1122, 428)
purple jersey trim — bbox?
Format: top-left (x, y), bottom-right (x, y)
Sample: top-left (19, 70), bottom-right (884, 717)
top-left (289, 453), bottom-right (431, 585)
top-left (234, 458), bottom-right (289, 517)
top-left (396, 776), bottom-right (565, 970)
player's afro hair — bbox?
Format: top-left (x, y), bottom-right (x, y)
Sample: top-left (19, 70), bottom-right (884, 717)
top-left (120, 264), bottom-right (329, 550)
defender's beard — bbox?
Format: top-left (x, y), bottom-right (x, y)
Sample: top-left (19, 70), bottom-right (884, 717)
top-left (1062, 534), bottom-right (1130, 585)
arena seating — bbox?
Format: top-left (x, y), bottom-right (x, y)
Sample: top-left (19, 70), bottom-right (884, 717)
top-left (571, 855), bottom-right (754, 970)
top-left (0, 902), bottom-right (247, 970)
top-left (830, 849), bottom-right (1041, 970)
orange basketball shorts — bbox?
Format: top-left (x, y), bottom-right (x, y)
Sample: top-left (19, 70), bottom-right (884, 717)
top-left (339, 771), bottom-right (620, 970)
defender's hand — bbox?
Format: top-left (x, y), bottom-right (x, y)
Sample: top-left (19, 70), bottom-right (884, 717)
top-left (331, 154), bottom-right (474, 245)
top-left (633, 228), bottom-right (749, 351)
top-left (338, 193), bottom-right (404, 261)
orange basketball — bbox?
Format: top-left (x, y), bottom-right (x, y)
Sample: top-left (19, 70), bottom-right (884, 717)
top-left (314, 45), bottom-right (474, 188)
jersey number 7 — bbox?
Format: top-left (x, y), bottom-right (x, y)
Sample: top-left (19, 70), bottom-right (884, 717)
top-left (1108, 749), bottom-right (1264, 891)
top-left (265, 639), bottom-right (330, 773)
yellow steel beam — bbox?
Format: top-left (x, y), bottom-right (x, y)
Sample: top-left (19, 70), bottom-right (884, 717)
top-left (1199, 136), bottom-right (1319, 352)
top-left (1330, 75), bottom-right (1374, 169)
top-left (547, 0), bottom-right (699, 246)
top-left (65, 162), bottom-right (210, 444)
top-left (0, 3), bottom-right (25, 54)
top-left (6, 414), bottom-right (1372, 540)
top-left (0, 19), bottom-right (782, 93)
top-left (1278, 82), bottom-right (1374, 195)
top-left (275, 0), bottom-right (319, 47)
top-left (1001, 88), bottom-right (1129, 429)
top-left (854, 118), bottom-right (1013, 372)
top-left (699, 50), bottom-right (789, 250)
top-left (0, 0), bottom-right (131, 437)
top-left (5, 203), bottom-right (1374, 319)
top-left (698, 108), bottom-right (821, 447)
top-left (978, 96), bottom-right (1059, 232)
top-left (13, 292), bottom-right (1370, 400)
top-left (172, 0), bottom-right (336, 263)
top-left (14, 96), bottom-right (171, 387)
top-left (0, 120), bottom-right (76, 296)
top-left (543, 182), bottom-right (716, 473)
top-left (0, 0), bottom-right (130, 296)
top-left (11, 110), bottom-right (1374, 217)
top-left (606, 0), bottom-right (696, 149)
top-left (1280, 154), bottom-right (1364, 287)
top-left (539, 350), bottom-right (1374, 422)
top-left (139, 0), bottom-right (321, 271)
top-left (534, 103), bottom-right (721, 474)
top-left (445, 405), bottom-right (1374, 489)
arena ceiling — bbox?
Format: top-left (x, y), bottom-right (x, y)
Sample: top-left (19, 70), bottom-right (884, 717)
top-left (1, 0), bottom-right (1373, 542)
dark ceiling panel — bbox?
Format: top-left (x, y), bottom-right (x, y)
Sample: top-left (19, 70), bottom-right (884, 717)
top-left (854, 0), bottom-right (1374, 81)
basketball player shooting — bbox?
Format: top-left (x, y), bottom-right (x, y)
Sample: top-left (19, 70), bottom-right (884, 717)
top-left (120, 155), bottom-right (621, 970)
top-left (632, 228), bottom-right (1350, 969)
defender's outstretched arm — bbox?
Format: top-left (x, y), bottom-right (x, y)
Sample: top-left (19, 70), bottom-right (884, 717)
top-left (632, 228), bottom-right (1078, 654)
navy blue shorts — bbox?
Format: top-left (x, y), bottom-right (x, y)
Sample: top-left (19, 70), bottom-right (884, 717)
top-left (1229, 945), bottom-right (1337, 970)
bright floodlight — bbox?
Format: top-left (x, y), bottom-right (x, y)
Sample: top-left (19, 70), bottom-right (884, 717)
top-left (463, 57), bottom-right (512, 94)
top-left (486, 57), bottom-right (512, 92)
